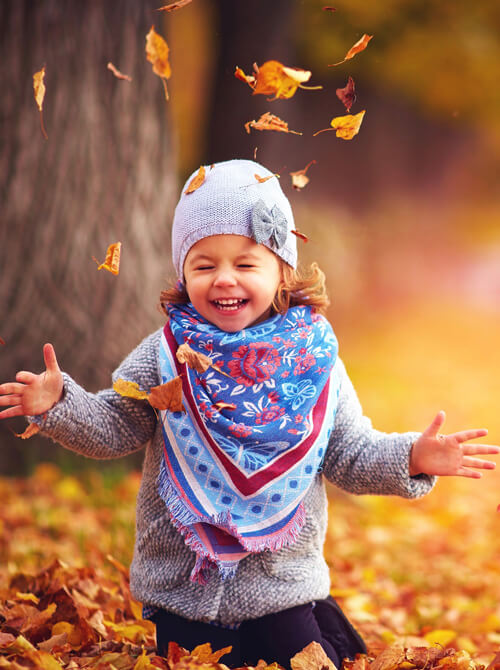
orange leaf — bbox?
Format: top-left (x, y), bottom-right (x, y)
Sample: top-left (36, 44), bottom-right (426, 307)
top-left (0, 336), bottom-right (5, 345)
top-left (15, 423), bottom-right (41, 440)
top-left (254, 173), bottom-right (276, 184)
top-left (156, 0), bottom-right (193, 11)
top-left (291, 230), bottom-right (309, 242)
top-left (145, 26), bottom-right (171, 101)
top-left (290, 160), bottom-right (316, 191)
top-left (148, 377), bottom-right (184, 412)
top-left (245, 112), bottom-right (302, 135)
top-left (213, 401), bottom-right (236, 411)
top-left (313, 110), bottom-right (365, 140)
top-left (33, 66), bottom-right (48, 140)
top-left (184, 166), bottom-right (206, 194)
top-left (329, 33), bottom-right (373, 66)
top-left (370, 644), bottom-right (406, 670)
top-left (94, 242), bottom-right (121, 275)
top-left (323, 6), bottom-right (337, 11)
top-left (234, 66), bottom-right (256, 88)
top-left (336, 76), bottom-right (356, 112)
top-left (113, 378), bottom-right (149, 401)
top-left (252, 60), bottom-right (319, 100)
top-left (487, 652), bottom-right (500, 670)
top-left (290, 641), bottom-right (336, 670)
top-left (191, 642), bottom-right (232, 663)
top-left (107, 62), bottom-right (132, 81)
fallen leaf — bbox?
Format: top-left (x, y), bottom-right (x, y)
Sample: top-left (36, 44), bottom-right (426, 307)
top-left (185, 166), bottom-right (206, 194)
top-left (93, 241), bottom-right (122, 275)
top-left (424, 629), bottom-right (457, 647)
top-left (290, 641), bottom-right (336, 670)
top-left (329, 33), bottom-right (373, 66)
top-left (33, 66), bottom-right (48, 139)
top-left (487, 652), bottom-right (500, 670)
top-left (190, 642), bottom-right (232, 663)
top-left (371, 645), bottom-right (406, 670)
top-left (14, 423), bottom-right (41, 440)
top-left (336, 76), bottom-right (356, 112)
top-left (113, 379), bottom-right (149, 401)
top-left (107, 62), bottom-right (132, 81)
top-left (145, 26), bottom-right (171, 101)
top-left (176, 343), bottom-right (232, 379)
top-left (313, 110), bottom-right (365, 140)
top-left (156, 0), bottom-right (193, 11)
top-left (148, 377), bottom-right (184, 412)
top-left (290, 160), bottom-right (316, 190)
top-left (291, 230), bottom-right (309, 242)
top-left (245, 112), bottom-right (302, 135)
top-left (251, 60), bottom-right (321, 100)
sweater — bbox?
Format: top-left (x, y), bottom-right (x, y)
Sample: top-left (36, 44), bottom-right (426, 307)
top-left (30, 328), bottom-right (435, 626)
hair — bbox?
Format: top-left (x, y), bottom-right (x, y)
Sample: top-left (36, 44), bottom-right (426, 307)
top-left (160, 260), bottom-right (330, 318)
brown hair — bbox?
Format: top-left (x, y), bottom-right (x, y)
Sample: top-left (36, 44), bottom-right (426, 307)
top-left (160, 260), bottom-right (329, 317)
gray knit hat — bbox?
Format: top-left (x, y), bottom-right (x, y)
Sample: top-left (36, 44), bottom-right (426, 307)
top-left (172, 159), bottom-right (297, 278)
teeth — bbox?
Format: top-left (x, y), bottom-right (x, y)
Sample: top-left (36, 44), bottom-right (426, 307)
top-left (213, 298), bottom-right (245, 311)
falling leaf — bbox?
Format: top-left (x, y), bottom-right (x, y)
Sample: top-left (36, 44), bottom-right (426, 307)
top-left (234, 66), bottom-right (256, 88)
top-left (184, 166), bottom-right (206, 194)
top-left (113, 379), bottom-right (149, 401)
top-left (0, 336), bottom-right (5, 345)
top-left (176, 343), bottom-right (232, 379)
top-left (14, 423), bottom-right (41, 440)
top-left (336, 76), bottom-right (356, 112)
top-left (255, 173), bottom-right (276, 184)
top-left (245, 112), bottom-right (302, 135)
top-left (148, 377), bottom-right (184, 412)
top-left (107, 62), bottom-right (132, 81)
top-left (291, 230), bottom-right (309, 242)
top-left (145, 26), bottom-right (171, 101)
top-left (329, 33), bottom-right (373, 66)
top-left (213, 401), bottom-right (236, 411)
top-left (290, 641), bottom-right (336, 670)
top-left (323, 6), bottom-right (337, 11)
top-left (290, 160), bottom-right (316, 191)
top-left (313, 110), bottom-right (365, 139)
top-left (93, 242), bottom-right (122, 275)
top-left (252, 60), bottom-right (321, 100)
top-left (156, 0), bottom-right (193, 10)
top-left (33, 66), bottom-right (48, 140)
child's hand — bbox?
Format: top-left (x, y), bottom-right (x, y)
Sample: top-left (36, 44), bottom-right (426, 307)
top-left (410, 410), bottom-right (499, 478)
top-left (0, 343), bottom-right (63, 419)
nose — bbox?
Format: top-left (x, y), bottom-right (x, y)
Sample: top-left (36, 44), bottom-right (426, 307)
top-left (213, 268), bottom-right (237, 287)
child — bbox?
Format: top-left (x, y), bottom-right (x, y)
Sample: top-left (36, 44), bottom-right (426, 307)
top-left (1, 159), bottom-right (498, 669)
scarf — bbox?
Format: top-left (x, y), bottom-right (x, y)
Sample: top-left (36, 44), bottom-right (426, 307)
top-left (158, 303), bottom-right (341, 583)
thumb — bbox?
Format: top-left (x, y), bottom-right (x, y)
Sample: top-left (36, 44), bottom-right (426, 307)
top-left (43, 343), bottom-right (61, 374)
top-left (423, 410), bottom-right (446, 438)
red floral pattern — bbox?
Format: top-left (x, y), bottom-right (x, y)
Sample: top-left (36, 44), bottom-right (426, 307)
top-left (228, 343), bottom-right (281, 387)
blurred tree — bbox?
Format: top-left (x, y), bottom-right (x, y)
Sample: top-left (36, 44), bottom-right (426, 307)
top-left (0, 0), bottom-right (176, 474)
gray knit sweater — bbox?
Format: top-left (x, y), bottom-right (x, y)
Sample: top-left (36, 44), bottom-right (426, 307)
top-left (31, 328), bottom-right (435, 626)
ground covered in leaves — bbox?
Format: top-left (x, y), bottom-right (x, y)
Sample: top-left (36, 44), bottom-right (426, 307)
top-left (1, 464), bottom-right (499, 669)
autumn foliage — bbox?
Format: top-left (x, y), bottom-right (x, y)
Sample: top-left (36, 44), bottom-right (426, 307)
top-left (1, 465), bottom-right (499, 669)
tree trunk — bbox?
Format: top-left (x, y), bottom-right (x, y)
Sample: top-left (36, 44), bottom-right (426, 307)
top-left (0, 1), bottom-right (176, 474)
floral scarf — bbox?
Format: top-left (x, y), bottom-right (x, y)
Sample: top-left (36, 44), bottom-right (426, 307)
top-left (158, 303), bottom-right (341, 583)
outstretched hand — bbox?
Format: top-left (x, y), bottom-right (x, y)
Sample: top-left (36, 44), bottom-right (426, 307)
top-left (410, 410), bottom-right (499, 478)
top-left (0, 343), bottom-right (63, 419)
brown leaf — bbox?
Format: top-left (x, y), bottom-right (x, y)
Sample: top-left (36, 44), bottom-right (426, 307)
top-left (176, 342), bottom-right (212, 373)
top-left (185, 166), bottom-right (206, 194)
top-left (93, 241), bottom-right (122, 275)
top-left (290, 641), bottom-right (336, 670)
top-left (113, 379), bottom-right (149, 401)
top-left (145, 26), bottom-right (171, 101)
top-left (406, 647), bottom-right (450, 668)
top-left (329, 34), bottom-right (373, 66)
top-left (148, 377), bottom-right (184, 412)
top-left (14, 423), bottom-right (41, 440)
top-left (0, 335), bottom-right (5, 345)
top-left (323, 6), bottom-right (337, 11)
top-left (313, 110), bottom-right (365, 140)
top-left (107, 62), bottom-right (132, 81)
top-left (156, 0), bottom-right (193, 11)
top-left (336, 76), bottom-right (356, 112)
top-left (245, 112), bottom-right (302, 135)
top-left (33, 66), bottom-right (48, 139)
top-left (371, 645), bottom-right (406, 670)
top-left (290, 160), bottom-right (316, 191)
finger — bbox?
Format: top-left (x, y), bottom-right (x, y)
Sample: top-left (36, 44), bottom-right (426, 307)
top-left (43, 343), bottom-right (61, 374)
top-left (456, 467), bottom-right (482, 479)
top-left (16, 371), bottom-right (37, 384)
top-left (462, 456), bottom-right (496, 470)
top-left (423, 410), bottom-right (446, 437)
top-left (0, 405), bottom-right (26, 420)
top-left (452, 428), bottom-right (488, 443)
top-left (0, 382), bottom-right (27, 395)
top-left (461, 444), bottom-right (500, 456)
top-left (0, 393), bottom-right (22, 406)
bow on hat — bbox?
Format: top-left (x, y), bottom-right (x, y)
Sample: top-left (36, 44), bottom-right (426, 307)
top-left (251, 199), bottom-right (288, 250)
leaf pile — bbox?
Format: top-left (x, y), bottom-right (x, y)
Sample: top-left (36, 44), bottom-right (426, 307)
top-left (1, 465), bottom-right (499, 668)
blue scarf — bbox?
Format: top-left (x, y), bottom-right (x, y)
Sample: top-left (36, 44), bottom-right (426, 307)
top-left (158, 303), bottom-right (341, 583)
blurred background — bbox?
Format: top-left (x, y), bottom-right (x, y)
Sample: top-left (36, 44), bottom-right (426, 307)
top-left (1, 0), bottom-right (499, 475)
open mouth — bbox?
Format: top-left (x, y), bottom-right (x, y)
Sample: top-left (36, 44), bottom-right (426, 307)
top-left (211, 298), bottom-right (248, 312)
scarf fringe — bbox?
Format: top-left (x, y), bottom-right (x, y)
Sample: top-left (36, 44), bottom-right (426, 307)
top-left (158, 458), bottom-right (307, 582)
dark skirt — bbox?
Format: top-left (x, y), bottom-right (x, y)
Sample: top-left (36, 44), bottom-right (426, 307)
top-left (153, 596), bottom-right (366, 669)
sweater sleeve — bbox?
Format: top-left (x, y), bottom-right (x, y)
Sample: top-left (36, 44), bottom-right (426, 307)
top-left (28, 329), bottom-right (162, 459)
top-left (322, 358), bottom-right (436, 498)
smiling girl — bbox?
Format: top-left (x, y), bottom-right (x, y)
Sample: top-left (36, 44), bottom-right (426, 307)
top-left (0, 159), bottom-right (497, 669)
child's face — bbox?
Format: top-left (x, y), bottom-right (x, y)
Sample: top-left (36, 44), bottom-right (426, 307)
top-left (183, 234), bottom-right (281, 332)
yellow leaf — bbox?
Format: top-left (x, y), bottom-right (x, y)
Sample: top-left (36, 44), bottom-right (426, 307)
top-left (94, 241), bottom-right (121, 275)
top-left (15, 592), bottom-right (40, 604)
top-left (113, 378), bottom-right (149, 401)
top-left (314, 111), bottom-right (365, 140)
top-left (145, 26), bottom-right (171, 100)
top-left (290, 641), bottom-right (336, 670)
top-left (253, 60), bottom-right (318, 100)
top-left (14, 423), bottom-right (41, 440)
top-left (33, 66), bottom-right (48, 139)
top-left (425, 629), bottom-right (457, 647)
top-left (134, 648), bottom-right (152, 670)
top-left (329, 33), bottom-right (373, 66)
top-left (184, 166), bottom-right (206, 194)
top-left (191, 642), bottom-right (232, 663)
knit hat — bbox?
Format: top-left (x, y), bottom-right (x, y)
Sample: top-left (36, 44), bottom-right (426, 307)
top-left (172, 159), bottom-right (297, 278)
